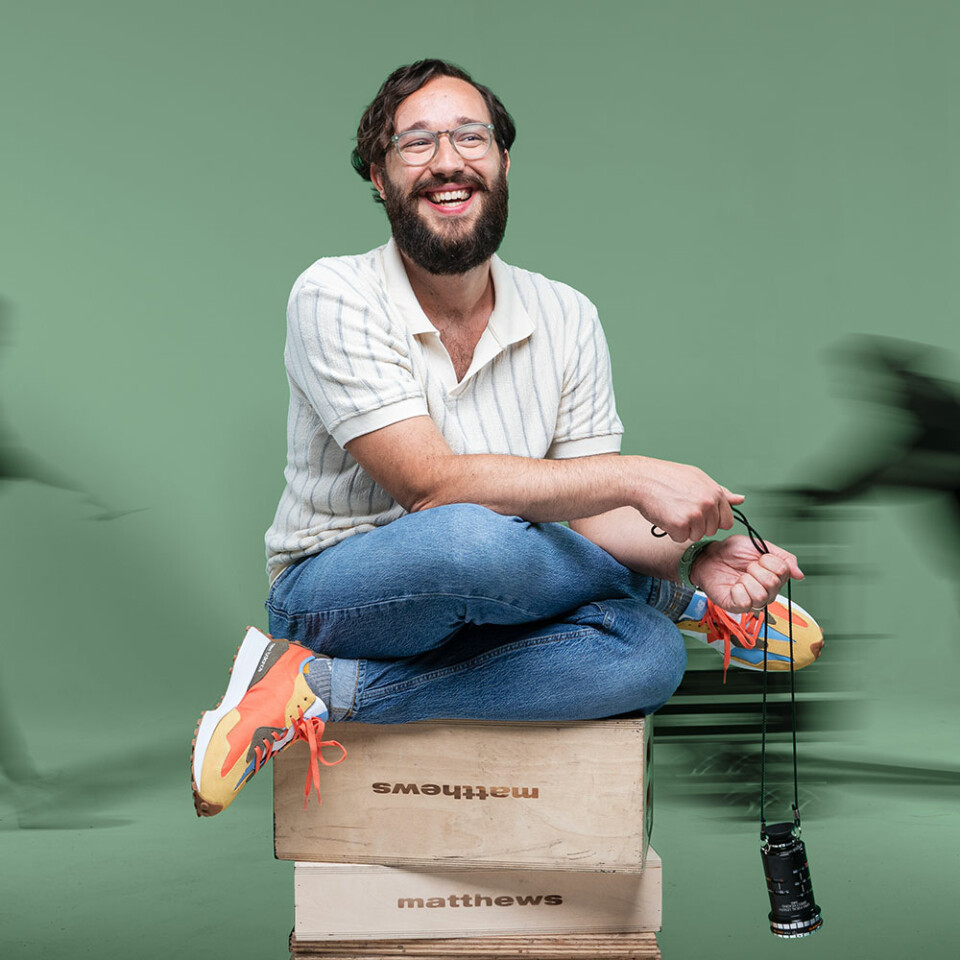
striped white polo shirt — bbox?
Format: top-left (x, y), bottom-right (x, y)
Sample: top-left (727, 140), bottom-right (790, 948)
top-left (264, 239), bottom-right (623, 583)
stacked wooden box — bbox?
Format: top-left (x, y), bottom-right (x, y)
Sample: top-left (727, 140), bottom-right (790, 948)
top-left (274, 718), bottom-right (662, 959)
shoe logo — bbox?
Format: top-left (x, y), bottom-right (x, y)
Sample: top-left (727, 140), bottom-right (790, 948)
top-left (251, 641), bottom-right (290, 687)
top-left (372, 782), bottom-right (539, 800)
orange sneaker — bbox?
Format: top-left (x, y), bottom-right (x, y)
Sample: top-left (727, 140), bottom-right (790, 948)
top-left (677, 592), bottom-right (824, 680)
top-left (191, 627), bottom-right (345, 817)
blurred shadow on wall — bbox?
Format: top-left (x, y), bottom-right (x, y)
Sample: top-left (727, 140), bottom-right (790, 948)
top-left (0, 299), bottom-right (145, 828)
top-left (658, 335), bottom-right (960, 817)
top-left (786, 334), bottom-right (960, 582)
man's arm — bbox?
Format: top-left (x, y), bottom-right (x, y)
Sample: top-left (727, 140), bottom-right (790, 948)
top-left (571, 506), bottom-right (803, 613)
top-left (570, 507), bottom-right (691, 579)
top-left (345, 417), bottom-right (742, 543)
top-left (348, 416), bottom-right (801, 611)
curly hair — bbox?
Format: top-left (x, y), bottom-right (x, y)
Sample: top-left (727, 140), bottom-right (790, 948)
top-left (351, 59), bottom-right (516, 204)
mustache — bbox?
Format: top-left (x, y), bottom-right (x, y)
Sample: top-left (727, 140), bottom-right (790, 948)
top-left (412, 173), bottom-right (489, 195)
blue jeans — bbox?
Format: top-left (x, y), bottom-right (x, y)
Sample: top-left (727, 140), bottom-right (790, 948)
top-left (265, 504), bottom-right (689, 724)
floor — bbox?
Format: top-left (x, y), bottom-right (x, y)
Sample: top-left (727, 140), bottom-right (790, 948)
top-left (2, 689), bottom-right (957, 960)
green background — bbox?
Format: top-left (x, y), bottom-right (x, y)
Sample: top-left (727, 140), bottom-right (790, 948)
top-left (2, 2), bottom-right (957, 957)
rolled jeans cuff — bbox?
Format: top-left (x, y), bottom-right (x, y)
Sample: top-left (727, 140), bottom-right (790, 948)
top-left (656, 579), bottom-right (697, 622)
top-left (329, 657), bottom-right (361, 722)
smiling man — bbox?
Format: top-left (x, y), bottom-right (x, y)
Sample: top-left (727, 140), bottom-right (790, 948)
top-left (190, 60), bottom-right (821, 817)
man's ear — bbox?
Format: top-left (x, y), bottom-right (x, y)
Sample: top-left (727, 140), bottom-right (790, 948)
top-left (502, 149), bottom-right (510, 177)
top-left (370, 164), bottom-right (387, 201)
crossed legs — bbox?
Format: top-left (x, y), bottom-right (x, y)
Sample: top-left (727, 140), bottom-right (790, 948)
top-left (265, 504), bottom-right (689, 723)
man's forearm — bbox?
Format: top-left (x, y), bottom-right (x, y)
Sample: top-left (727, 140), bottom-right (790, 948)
top-left (570, 506), bottom-right (691, 579)
top-left (409, 452), bottom-right (636, 521)
top-left (347, 417), bottom-right (740, 543)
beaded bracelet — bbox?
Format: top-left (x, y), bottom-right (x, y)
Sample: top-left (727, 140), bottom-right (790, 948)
top-left (678, 539), bottom-right (713, 589)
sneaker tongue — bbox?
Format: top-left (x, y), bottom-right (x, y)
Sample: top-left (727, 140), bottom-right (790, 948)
top-left (680, 593), bottom-right (709, 621)
top-left (245, 726), bottom-right (286, 764)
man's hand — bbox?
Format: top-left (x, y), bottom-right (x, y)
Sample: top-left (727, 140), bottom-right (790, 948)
top-left (630, 457), bottom-right (744, 542)
top-left (690, 536), bottom-right (803, 613)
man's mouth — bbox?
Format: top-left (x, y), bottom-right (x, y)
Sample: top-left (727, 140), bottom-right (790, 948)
top-left (423, 187), bottom-right (474, 206)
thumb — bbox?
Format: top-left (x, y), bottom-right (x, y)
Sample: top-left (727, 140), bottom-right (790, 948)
top-left (722, 487), bottom-right (745, 505)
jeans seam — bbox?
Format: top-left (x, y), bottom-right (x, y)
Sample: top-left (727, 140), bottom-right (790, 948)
top-left (358, 627), bottom-right (595, 703)
top-left (645, 578), bottom-right (659, 607)
top-left (599, 602), bottom-right (615, 631)
top-left (266, 592), bottom-right (563, 624)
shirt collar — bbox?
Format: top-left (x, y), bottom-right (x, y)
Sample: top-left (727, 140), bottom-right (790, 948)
top-left (380, 237), bottom-right (535, 345)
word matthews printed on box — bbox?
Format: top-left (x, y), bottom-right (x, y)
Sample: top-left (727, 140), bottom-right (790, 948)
top-left (372, 782), bottom-right (539, 800)
top-left (397, 893), bottom-right (564, 909)
top-left (275, 721), bottom-right (649, 871)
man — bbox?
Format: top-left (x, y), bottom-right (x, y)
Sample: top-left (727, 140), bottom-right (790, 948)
top-left (191, 60), bottom-right (821, 818)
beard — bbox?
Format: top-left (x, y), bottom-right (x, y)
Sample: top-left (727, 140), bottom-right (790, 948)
top-left (382, 167), bottom-right (509, 276)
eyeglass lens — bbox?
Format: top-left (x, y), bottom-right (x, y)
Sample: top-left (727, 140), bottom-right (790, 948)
top-left (395, 123), bottom-right (492, 165)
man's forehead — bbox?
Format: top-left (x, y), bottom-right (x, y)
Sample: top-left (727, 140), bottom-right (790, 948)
top-left (393, 76), bottom-right (491, 131)
top-left (395, 113), bottom-right (483, 134)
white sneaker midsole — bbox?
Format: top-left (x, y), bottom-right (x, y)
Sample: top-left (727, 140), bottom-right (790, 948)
top-left (192, 626), bottom-right (273, 786)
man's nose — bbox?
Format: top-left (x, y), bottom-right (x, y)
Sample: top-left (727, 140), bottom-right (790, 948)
top-left (429, 134), bottom-right (464, 176)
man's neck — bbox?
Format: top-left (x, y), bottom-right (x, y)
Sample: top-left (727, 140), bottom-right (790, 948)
top-left (398, 249), bottom-right (495, 331)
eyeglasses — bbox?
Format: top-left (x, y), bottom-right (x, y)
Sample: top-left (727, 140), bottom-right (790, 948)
top-left (390, 122), bottom-right (496, 166)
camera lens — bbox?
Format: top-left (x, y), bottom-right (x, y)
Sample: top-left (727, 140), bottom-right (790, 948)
top-left (760, 822), bottom-right (823, 937)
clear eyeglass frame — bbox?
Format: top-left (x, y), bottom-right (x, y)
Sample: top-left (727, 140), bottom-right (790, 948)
top-left (390, 122), bottom-right (496, 166)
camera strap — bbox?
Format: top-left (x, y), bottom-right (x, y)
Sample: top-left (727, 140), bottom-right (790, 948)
top-left (760, 578), bottom-right (802, 832)
top-left (653, 508), bottom-right (805, 832)
top-left (727, 513), bottom-right (822, 937)
top-left (729, 508), bottom-right (802, 836)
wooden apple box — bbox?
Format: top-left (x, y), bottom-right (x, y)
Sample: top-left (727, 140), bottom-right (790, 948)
top-left (288, 932), bottom-right (662, 959)
top-left (274, 718), bottom-right (653, 873)
top-left (292, 849), bottom-right (662, 941)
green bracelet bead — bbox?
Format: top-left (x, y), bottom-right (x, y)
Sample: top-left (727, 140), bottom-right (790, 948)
top-left (678, 539), bottom-right (713, 588)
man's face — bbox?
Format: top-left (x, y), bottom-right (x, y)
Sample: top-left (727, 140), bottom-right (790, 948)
top-left (371, 76), bottom-right (510, 276)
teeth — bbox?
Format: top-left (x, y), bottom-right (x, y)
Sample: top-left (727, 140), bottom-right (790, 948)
top-left (427, 189), bottom-right (470, 203)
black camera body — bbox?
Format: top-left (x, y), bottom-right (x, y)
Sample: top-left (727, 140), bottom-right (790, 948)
top-left (760, 821), bottom-right (823, 937)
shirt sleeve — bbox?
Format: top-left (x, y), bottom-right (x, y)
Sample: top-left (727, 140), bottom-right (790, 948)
top-left (284, 266), bottom-right (429, 447)
top-left (546, 294), bottom-right (623, 459)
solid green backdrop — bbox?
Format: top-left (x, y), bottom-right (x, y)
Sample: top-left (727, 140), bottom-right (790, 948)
top-left (2, 3), bottom-right (958, 958)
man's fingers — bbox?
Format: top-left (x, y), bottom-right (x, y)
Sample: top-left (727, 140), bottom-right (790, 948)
top-left (662, 521), bottom-right (691, 543)
top-left (756, 553), bottom-right (790, 586)
top-left (639, 463), bottom-right (742, 543)
top-left (718, 496), bottom-right (735, 532)
top-left (667, 494), bottom-right (731, 542)
top-left (728, 582), bottom-right (754, 613)
top-left (747, 565), bottom-right (784, 597)
top-left (695, 490), bottom-right (727, 539)
top-left (721, 486), bottom-right (745, 505)
top-left (767, 545), bottom-right (804, 580)
top-left (699, 512), bottom-right (716, 540)
top-left (738, 574), bottom-right (773, 609)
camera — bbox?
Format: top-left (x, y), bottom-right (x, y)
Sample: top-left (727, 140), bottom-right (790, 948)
top-left (760, 820), bottom-right (823, 937)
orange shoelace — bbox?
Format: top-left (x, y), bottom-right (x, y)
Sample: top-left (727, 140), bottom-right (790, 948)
top-left (701, 600), bottom-right (765, 682)
top-left (291, 708), bottom-right (348, 808)
top-left (249, 708), bottom-right (347, 807)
